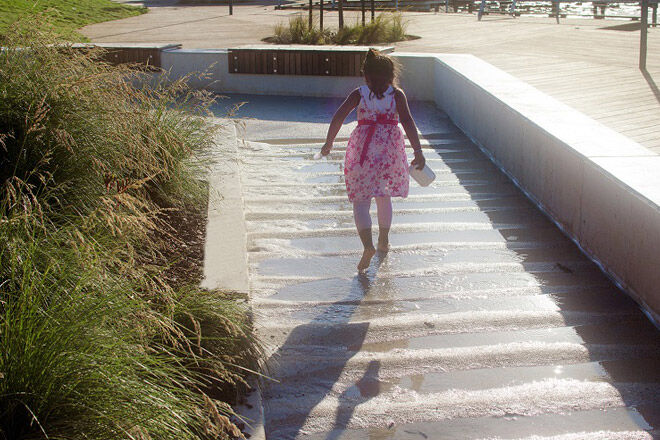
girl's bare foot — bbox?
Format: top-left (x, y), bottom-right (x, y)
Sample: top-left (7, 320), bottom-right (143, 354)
top-left (358, 247), bottom-right (376, 272)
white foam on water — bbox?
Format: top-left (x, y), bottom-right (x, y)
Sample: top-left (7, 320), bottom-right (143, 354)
top-left (268, 341), bottom-right (659, 381)
top-left (481, 432), bottom-right (655, 440)
top-left (266, 379), bottom-right (657, 432)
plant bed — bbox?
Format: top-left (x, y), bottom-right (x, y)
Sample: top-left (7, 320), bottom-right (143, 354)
top-left (0, 18), bottom-right (262, 440)
top-left (264, 13), bottom-right (420, 45)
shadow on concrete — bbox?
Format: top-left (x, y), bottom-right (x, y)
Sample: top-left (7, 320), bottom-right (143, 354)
top-left (642, 68), bottom-right (660, 105)
top-left (439, 138), bottom-right (660, 434)
top-left (213, 94), bottom-right (357, 123)
top-left (598, 22), bottom-right (642, 31)
top-left (262, 256), bottom-right (390, 438)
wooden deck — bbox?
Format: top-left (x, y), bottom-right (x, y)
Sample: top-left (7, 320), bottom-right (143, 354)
top-left (82, 5), bottom-right (660, 153)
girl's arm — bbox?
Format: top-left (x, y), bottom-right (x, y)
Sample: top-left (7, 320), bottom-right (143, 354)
top-left (394, 88), bottom-right (426, 170)
top-left (321, 89), bottom-right (361, 156)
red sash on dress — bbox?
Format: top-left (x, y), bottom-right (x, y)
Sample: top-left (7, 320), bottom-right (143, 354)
top-left (357, 114), bottom-right (399, 165)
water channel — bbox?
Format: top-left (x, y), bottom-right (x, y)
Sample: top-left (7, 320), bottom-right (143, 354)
top-left (214, 95), bottom-right (660, 439)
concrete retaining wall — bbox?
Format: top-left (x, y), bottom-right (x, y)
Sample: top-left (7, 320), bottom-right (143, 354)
top-left (432, 54), bottom-right (660, 324)
top-left (160, 48), bottom-right (434, 100)
top-left (159, 47), bottom-right (660, 324)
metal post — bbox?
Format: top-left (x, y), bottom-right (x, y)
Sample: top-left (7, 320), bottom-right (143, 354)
top-left (362, 0), bottom-right (366, 25)
top-left (229, 0), bottom-right (233, 15)
top-left (338, 0), bottom-right (344, 28)
top-left (309, 0), bottom-right (313, 29)
top-left (652, 3), bottom-right (657, 27)
top-left (641, 0), bottom-right (649, 69)
top-left (371, 0), bottom-right (375, 21)
top-left (320, 0), bottom-right (324, 30)
top-left (554, 0), bottom-right (560, 24)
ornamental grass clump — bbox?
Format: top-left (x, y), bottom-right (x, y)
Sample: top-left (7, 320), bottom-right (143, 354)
top-left (0, 18), bottom-right (261, 440)
top-left (273, 15), bottom-right (332, 44)
top-left (335, 13), bottom-right (408, 44)
top-left (270, 13), bottom-right (409, 45)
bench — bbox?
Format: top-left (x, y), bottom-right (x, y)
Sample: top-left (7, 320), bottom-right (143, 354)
top-left (227, 45), bottom-right (393, 76)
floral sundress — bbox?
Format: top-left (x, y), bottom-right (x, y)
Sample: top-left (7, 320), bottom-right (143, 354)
top-left (344, 85), bottom-right (409, 202)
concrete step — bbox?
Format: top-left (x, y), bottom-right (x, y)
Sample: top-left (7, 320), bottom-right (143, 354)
top-left (232, 97), bottom-right (660, 439)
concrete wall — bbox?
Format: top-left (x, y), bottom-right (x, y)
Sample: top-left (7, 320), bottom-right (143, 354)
top-left (160, 48), bottom-right (434, 100)
top-left (159, 47), bottom-right (660, 324)
top-left (432, 54), bottom-right (660, 324)
top-left (161, 48), bottom-right (362, 97)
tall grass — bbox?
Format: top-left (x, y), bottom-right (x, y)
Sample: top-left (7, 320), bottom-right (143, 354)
top-left (270, 12), bottom-right (409, 45)
top-left (273, 15), bottom-right (332, 44)
top-left (0, 18), bottom-right (261, 440)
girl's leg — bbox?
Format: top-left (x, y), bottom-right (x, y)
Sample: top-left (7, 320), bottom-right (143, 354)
top-left (353, 199), bottom-right (376, 271)
top-left (375, 196), bottom-right (392, 253)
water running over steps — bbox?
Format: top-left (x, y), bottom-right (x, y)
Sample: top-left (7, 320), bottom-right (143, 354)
top-left (218, 95), bottom-right (660, 440)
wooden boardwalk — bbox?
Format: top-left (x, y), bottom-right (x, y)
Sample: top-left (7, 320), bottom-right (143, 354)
top-left (83, 5), bottom-right (660, 153)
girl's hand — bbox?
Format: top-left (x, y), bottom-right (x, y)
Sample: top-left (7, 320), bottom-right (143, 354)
top-left (321, 142), bottom-right (333, 156)
top-left (411, 150), bottom-right (425, 170)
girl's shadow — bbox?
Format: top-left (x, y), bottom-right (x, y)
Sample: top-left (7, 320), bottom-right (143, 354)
top-left (325, 359), bottom-right (382, 440)
top-left (263, 253), bottom-right (391, 439)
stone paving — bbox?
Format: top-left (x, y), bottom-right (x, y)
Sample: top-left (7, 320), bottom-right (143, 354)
top-left (214, 95), bottom-right (660, 439)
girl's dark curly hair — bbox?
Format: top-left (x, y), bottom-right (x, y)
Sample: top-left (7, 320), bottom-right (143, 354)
top-left (362, 48), bottom-right (400, 99)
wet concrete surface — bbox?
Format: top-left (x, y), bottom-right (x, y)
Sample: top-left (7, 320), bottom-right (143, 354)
top-left (217, 95), bottom-right (660, 439)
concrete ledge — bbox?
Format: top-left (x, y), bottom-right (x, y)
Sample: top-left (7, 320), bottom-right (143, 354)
top-left (160, 48), bottom-right (433, 100)
top-left (201, 123), bottom-right (250, 292)
top-left (200, 122), bottom-right (266, 439)
top-left (432, 54), bottom-right (660, 324)
top-left (162, 48), bottom-right (363, 97)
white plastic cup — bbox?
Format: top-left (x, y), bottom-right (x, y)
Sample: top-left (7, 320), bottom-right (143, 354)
top-left (409, 164), bottom-right (436, 187)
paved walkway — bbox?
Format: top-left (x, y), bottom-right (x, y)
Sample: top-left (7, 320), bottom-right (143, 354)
top-left (215, 94), bottom-right (660, 439)
top-left (84, 3), bottom-right (660, 153)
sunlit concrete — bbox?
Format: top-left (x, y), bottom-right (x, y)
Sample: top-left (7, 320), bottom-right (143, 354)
top-left (200, 123), bottom-right (250, 292)
top-left (432, 53), bottom-right (660, 323)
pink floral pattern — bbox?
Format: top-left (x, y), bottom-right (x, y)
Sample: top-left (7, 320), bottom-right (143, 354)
top-left (344, 86), bottom-right (409, 202)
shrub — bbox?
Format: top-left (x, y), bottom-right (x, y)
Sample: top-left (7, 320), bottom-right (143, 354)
top-left (0, 18), bottom-right (261, 440)
top-left (271, 12), bottom-right (409, 45)
top-left (272, 15), bottom-right (332, 44)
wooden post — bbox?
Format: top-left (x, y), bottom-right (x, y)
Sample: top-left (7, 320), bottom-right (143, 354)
top-left (338, 0), bottom-right (344, 28)
top-left (320, 0), bottom-right (324, 30)
top-left (229, 0), bottom-right (233, 15)
top-left (309, 0), bottom-right (313, 29)
top-left (640, 0), bottom-right (649, 69)
top-left (362, 0), bottom-right (366, 25)
top-left (371, 0), bottom-right (375, 21)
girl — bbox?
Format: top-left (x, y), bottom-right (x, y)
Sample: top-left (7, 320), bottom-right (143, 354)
top-left (320, 49), bottom-right (426, 272)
